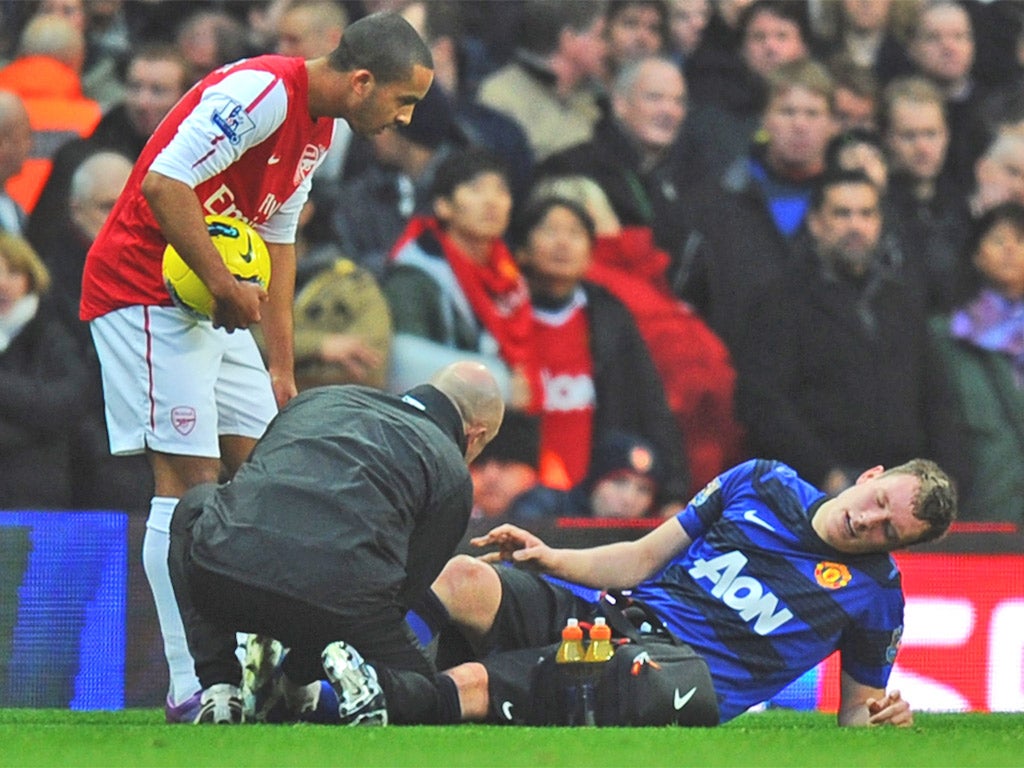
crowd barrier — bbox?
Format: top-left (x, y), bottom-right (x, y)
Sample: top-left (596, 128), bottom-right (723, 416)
top-left (0, 510), bottom-right (1020, 712)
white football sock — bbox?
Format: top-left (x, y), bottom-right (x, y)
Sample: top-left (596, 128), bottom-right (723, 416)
top-left (143, 496), bottom-right (200, 706)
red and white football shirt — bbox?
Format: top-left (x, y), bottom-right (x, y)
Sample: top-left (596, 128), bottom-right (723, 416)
top-left (80, 55), bottom-right (335, 320)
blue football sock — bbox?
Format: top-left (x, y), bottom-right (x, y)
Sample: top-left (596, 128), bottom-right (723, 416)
top-left (405, 589), bottom-right (450, 646)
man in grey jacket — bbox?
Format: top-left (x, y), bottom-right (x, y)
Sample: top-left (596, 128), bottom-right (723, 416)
top-left (167, 361), bottom-right (504, 725)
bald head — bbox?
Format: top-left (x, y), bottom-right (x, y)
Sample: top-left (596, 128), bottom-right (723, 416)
top-left (0, 91), bottom-right (32, 183)
top-left (276, 0), bottom-right (348, 59)
top-left (974, 127), bottom-right (1024, 211)
top-left (985, 129), bottom-right (1024, 165)
top-left (0, 90), bottom-right (29, 125)
top-left (69, 151), bottom-right (133, 240)
top-left (430, 361), bottom-right (505, 464)
top-left (19, 15), bottom-right (85, 72)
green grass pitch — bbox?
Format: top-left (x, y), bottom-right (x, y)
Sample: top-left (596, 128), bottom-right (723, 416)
top-left (1, 709), bottom-right (1022, 768)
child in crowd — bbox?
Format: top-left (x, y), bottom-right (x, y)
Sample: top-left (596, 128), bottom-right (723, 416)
top-left (507, 431), bottom-right (664, 521)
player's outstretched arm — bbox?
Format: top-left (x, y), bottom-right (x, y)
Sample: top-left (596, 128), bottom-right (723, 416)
top-left (837, 672), bottom-right (914, 727)
top-left (470, 517), bottom-right (691, 590)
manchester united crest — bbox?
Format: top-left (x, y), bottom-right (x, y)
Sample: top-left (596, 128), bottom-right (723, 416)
top-left (814, 561), bottom-right (852, 589)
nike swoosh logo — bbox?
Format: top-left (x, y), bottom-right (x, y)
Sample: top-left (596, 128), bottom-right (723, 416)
top-left (743, 509), bottom-right (776, 532)
top-left (674, 686), bottom-right (697, 710)
top-left (501, 701), bottom-right (514, 721)
top-left (240, 234), bottom-right (255, 263)
top-left (267, 155), bottom-right (281, 165)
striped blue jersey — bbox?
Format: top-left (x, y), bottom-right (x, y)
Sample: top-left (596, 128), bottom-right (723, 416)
top-left (630, 459), bottom-right (904, 722)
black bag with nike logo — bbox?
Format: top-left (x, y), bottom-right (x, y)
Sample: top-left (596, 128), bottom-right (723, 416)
top-left (486, 596), bottom-right (720, 727)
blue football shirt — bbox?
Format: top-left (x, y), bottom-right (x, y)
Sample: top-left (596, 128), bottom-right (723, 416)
top-left (630, 459), bottom-right (904, 722)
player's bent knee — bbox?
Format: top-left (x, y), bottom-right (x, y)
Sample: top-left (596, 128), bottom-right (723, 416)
top-left (435, 555), bottom-right (495, 597)
top-left (433, 555), bottom-right (502, 632)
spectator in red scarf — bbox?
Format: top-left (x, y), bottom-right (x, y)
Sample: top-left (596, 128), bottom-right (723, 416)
top-left (383, 148), bottom-right (541, 414)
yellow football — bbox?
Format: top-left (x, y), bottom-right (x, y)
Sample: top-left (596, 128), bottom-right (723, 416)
top-left (162, 215), bottom-right (271, 318)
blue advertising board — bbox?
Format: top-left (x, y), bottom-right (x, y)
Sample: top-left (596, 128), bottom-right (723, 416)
top-left (0, 512), bottom-right (127, 709)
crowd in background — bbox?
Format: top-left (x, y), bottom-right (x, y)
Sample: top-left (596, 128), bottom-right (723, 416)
top-left (0, 0), bottom-right (1022, 527)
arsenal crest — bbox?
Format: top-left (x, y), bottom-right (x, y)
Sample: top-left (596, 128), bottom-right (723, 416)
top-left (171, 406), bottom-right (197, 436)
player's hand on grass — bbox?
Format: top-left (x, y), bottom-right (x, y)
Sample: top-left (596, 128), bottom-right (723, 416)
top-left (866, 689), bottom-right (913, 727)
top-left (212, 280), bottom-right (268, 332)
top-left (471, 523), bottom-right (551, 568)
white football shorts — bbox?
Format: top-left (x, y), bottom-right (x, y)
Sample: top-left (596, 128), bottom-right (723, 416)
top-left (90, 305), bottom-right (277, 457)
